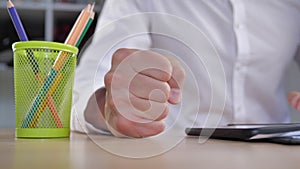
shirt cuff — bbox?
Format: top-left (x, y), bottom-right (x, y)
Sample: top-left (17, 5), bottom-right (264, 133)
top-left (85, 121), bottom-right (112, 135)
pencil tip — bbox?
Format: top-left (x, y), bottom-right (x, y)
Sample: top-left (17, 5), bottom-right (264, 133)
top-left (87, 1), bottom-right (95, 7)
top-left (90, 1), bottom-right (95, 11)
top-left (7, 0), bottom-right (14, 8)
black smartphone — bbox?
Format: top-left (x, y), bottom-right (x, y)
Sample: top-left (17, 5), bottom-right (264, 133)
top-left (185, 123), bottom-right (300, 145)
top-left (266, 136), bottom-right (300, 145)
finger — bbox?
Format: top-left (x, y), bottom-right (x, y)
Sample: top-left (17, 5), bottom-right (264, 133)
top-left (111, 48), bottom-right (138, 69)
top-left (129, 73), bottom-right (170, 103)
top-left (288, 91), bottom-right (300, 111)
top-left (104, 70), bottom-right (128, 89)
top-left (115, 114), bottom-right (166, 138)
top-left (129, 93), bottom-right (168, 121)
top-left (127, 50), bottom-right (173, 82)
top-left (165, 55), bottom-right (185, 104)
top-left (104, 104), bottom-right (127, 137)
top-left (106, 90), bottom-right (168, 122)
top-left (105, 101), bottom-right (166, 138)
top-left (112, 49), bottom-right (173, 82)
top-left (84, 88), bottom-right (107, 130)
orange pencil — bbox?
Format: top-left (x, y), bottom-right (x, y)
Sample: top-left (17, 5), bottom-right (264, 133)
top-left (65, 4), bottom-right (91, 46)
top-left (23, 4), bottom-right (93, 128)
top-left (53, 4), bottom-right (91, 71)
top-left (8, 0), bottom-right (62, 128)
top-left (30, 73), bottom-right (63, 128)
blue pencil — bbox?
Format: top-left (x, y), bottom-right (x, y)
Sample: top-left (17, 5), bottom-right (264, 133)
top-left (7, 0), bottom-right (39, 75)
top-left (7, 0), bottom-right (64, 128)
top-left (7, 0), bottom-right (28, 41)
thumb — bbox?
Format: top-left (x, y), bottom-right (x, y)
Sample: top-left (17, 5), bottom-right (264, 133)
top-left (166, 57), bottom-right (185, 104)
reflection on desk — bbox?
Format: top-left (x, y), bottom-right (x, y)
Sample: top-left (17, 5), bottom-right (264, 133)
top-left (0, 129), bottom-right (300, 169)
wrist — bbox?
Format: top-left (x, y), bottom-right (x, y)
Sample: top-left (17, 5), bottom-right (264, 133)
top-left (84, 87), bottom-right (109, 131)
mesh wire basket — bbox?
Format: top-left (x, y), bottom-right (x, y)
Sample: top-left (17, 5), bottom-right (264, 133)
top-left (13, 41), bottom-right (78, 138)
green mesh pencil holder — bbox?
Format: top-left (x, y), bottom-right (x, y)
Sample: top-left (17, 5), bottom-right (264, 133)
top-left (13, 41), bottom-right (78, 138)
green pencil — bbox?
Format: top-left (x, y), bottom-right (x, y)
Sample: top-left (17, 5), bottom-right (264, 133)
top-left (75, 12), bottom-right (95, 47)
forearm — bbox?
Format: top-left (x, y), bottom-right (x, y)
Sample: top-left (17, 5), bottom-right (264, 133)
top-left (84, 87), bottom-right (109, 132)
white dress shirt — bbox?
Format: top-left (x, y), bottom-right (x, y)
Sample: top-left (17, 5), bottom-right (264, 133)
top-left (71, 0), bottom-right (300, 133)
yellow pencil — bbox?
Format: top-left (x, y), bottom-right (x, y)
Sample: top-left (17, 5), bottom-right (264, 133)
top-left (30, 73), bottom-right (63, 128)
top-left (22, 4), bottom-right (93, 128)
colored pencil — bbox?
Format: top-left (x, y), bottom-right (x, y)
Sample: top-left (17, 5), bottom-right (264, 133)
top-left (7, 0), bottom-right (28, 41)
top-left (7, 0), bottom-right (38, 75)
top-left (75, 3), bottom-right (95, 47)
top-left (7, 0), bottom-right (63, 128)
top-left (22, 4), bottom-right (93, 128)
top-left (30, 73), bottom-right (63, 128)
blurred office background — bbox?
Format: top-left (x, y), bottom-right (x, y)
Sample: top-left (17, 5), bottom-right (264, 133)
top-left (1, 0), bottom-right (300, 128)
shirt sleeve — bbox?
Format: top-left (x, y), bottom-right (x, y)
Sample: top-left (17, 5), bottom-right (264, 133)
top-left (71, 0), bottom-right (152, 133)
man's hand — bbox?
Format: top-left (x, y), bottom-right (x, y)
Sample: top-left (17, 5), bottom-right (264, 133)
top-left (101, 48), bottom-right (185, 137)
top-left (288, 91), bottom-right (300, 112)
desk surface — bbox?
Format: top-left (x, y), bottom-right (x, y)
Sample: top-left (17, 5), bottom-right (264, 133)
top-left (1, 129), bottom-right (300, 169)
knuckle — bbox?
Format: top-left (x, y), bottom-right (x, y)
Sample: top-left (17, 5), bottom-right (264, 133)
top-left (159, 71), bottom-right (172, 83)
top-left (112, 49), bottom-right (124, 64)
top-left (112, 48), bottom-right (131, 64)
top-left (162, 104), bottom-right (169, 117)
top-left (149, 51), bottom-right (173, 78)
top-left (152, 83), bottom-right (170, 102)
top-left (177, 66), bottom-right (186, 80)
top-left (160, 62), bottom-right (173, 80)
top-left (149, 102), bottom-right (168, 121)
top-left (157, 105), bottom-right (169, 120)
top-left (104, 72), bottom-right (114, 86)
top-left (161, 82), bottom-right (171, 96)
top-left (114, 48), bottom-right (127, 57)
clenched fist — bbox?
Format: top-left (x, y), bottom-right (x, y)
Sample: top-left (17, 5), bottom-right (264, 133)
top-left (85, 48), bottom-right (185, 138)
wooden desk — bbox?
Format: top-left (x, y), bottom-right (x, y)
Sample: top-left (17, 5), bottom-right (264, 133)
top-left (1, 129), bottom-right (300, 169)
